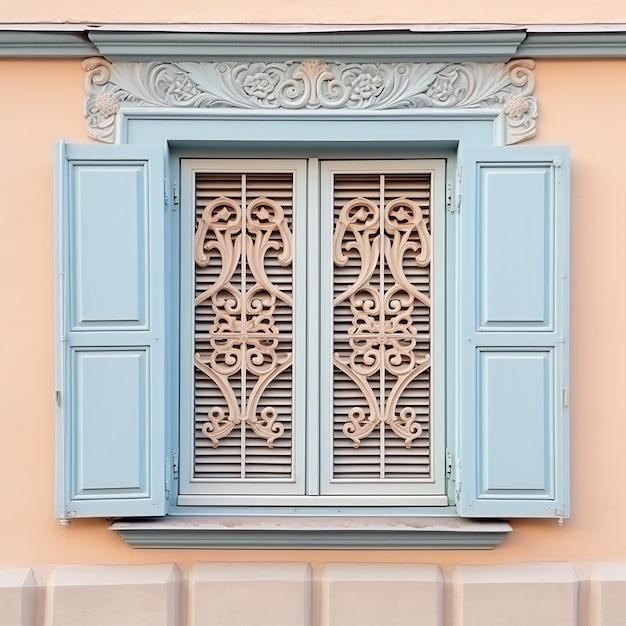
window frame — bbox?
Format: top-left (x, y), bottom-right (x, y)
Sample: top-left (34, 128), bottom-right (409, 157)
top-left (56, 108), bottom-right (569, 534)
top-left (176, 156), bottom-right (449, 508)
top-left (128, 110), bottom-right (500, 518)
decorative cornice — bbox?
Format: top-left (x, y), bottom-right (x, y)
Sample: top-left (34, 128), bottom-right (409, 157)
top-left (88, 31), bottom-right (525, 63)
top-left (83, 57), bottom-right (537, 145)
top-left (519, 32), bottom-right (626, 56)
top-left (4, 26), bottom-right (626, 59)
top-left (0, 32), bottom-right (97, 57)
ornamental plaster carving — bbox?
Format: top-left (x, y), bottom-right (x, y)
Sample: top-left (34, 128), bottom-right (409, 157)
top-left (333, 196), bottom-right (431, 449)
top-left (194, 195), bottom-right (293, 448)
top-left (83, 57), bottom-right (537, 144)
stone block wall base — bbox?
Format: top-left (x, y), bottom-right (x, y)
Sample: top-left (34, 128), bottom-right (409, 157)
top-left (2, 561), bottom-right (626, 625)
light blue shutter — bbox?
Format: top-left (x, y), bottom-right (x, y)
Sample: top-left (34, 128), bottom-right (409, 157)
top-left (55, 143), bottom-right (167, 519)
top-left (457, 146), bottom-right (569, 518)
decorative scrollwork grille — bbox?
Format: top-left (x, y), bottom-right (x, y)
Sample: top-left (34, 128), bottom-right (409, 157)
top-left (193, 172), bottom-right (295, 480)
top-left (332, 172), bottom-right (433, 481)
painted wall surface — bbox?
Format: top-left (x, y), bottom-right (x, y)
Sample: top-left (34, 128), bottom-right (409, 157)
top-left (1, 57), bottom-right (626, 569)
top-left (1, 1), bottom-right (626, 24)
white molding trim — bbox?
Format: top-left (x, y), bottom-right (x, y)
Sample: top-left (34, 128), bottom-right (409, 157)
top-left (83, 57), bottom-right (537, 145)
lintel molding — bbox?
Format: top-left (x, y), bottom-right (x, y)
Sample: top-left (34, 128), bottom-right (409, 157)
top-left (3, 26), bottom-right (626, 59)
top-left (83, 57), bottom-right (537, 145)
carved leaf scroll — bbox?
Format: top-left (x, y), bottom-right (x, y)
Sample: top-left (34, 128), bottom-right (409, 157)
top-left (83, 57), bottom-right (537, 145)
top-left (194, 195), bottom-right (293, 449)
top-left (333, 193), bottom-right (432, 450)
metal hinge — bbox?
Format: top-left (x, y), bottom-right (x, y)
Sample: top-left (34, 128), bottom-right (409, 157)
top-left (446, 448), bottom-right (452, 476)
top-left (54, 390), bottom-right (61, 407)
top-left (562, 387), bottom-right (570, 407)
top-left (447, 181), bottom-right (460, 214)
top-left (172, 449), bottom-right (179, 479)
top-left (173, 183), bottom-right (179, 209)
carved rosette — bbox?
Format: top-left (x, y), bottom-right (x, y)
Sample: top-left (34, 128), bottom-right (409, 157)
top-left (194, 196), bottom-right (293, 448)
top-left (83, 57), bottom-right (537, 144)
top-left (333, 196), bottom-right (432, 449)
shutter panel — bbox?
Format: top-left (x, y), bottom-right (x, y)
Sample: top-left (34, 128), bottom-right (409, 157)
top-left (319, 160), bottom-right (447, 502)
top-left (458, 146), bottom-right (569, 518)
top-left (55, 142), bottom-right (166, 519)
top-left (193, 172), bottom-right (295, 482)
top-left (178, 159), bottom-right (307, 500)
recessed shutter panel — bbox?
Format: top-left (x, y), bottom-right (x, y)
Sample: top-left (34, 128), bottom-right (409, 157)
top-left (320, 161), bottom-right (446, 500)
top-left (458, 146), bottom-right (570, 518)
top-left (55, 143), bottom-right (166, 519)
top-left (189, 165), bottom-right (304, 495)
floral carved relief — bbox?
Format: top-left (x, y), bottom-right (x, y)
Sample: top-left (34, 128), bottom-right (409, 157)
top-left (83, 57), bottom-right (537, 144)
top-left (193, 196), bottom-right (293, 448)
top-left (333, 196), bottom-right (431, 449)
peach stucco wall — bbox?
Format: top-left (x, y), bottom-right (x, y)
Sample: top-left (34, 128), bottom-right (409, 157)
top-left (1, 57), bottom-right (626, 568)
top-left (1, 1), bottom-right (626, 24)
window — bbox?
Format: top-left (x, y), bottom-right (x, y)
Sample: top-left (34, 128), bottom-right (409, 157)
top-left (55, 123), bottom-right (570, 526)
top-left (178, 158), bottom-right (446, 506)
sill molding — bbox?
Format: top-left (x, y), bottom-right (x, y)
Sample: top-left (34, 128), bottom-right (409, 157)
top-left (110, 516), bottom-right (512, 549)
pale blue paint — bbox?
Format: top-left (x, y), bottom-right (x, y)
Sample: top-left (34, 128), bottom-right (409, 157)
top-left (56, 143), bottom-right (167, 519)
top-left (70, 165), bottom-right (147, 329)
top-left (73, 349), bottom-right (147, 495)
top-left (458, 145), bottom-right (569, 518)
top-left (478, 167), bottom-right (553, 329)
top-left (57, 118), bottom-right (570, 523)
top-left (478, 350), bottom-right (553, 495)
top-left (120, 109), bottom-right (499, 147)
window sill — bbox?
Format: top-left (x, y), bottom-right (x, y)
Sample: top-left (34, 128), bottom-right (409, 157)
top-left (110, 516), bottom-right (512, 549)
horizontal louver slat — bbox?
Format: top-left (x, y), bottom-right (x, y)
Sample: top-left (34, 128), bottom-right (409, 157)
top-left (332, 172), bottom-right (432, 482)
top-left (193, 171), bottom-right (294, 482)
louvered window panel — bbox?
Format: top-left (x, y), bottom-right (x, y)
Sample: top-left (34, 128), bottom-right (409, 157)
top-left (331, 172), bottom-right (433, 482)
top-left (193, 171), bottom-right (295, 481)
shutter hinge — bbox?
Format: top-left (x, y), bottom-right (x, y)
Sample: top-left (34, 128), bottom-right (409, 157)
top-left (455, 458), bottom-right (462, 501)
top-left (447, 181), bottom-right (460, 213)
top-left (173, 182), bottom-right (179, 209)
top-left (54, 390), bottom-right (61, 407)
top-left (555, 508), bottom-right (565, 526)
top-left (172, 449), bottom-right (179, 479)
top-left (446, 448), bottom-right (452, 476)
top-left (562, 387), bottom-right (570, 407)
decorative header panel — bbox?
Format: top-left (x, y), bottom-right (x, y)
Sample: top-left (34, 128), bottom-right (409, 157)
top-left (83, 57), bottom-right (537, 145)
